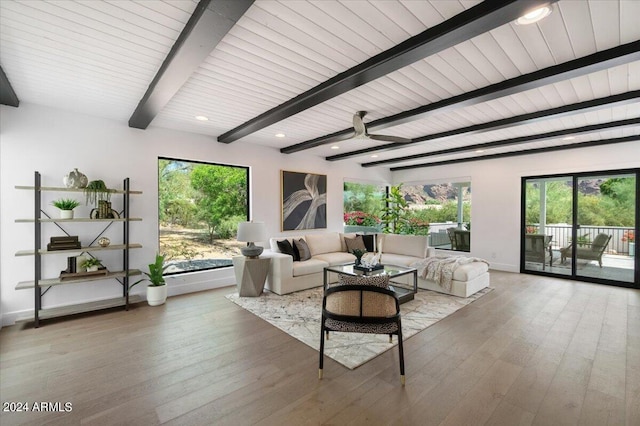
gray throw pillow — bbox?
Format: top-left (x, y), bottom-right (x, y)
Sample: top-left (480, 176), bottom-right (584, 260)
top-left (294, 238), bottom-right (311, 261)
top-left (344, 235), bottom-right (367, 253)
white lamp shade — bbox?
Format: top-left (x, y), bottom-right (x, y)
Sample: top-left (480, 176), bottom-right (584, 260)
top-left (237, 221), bottom-right (267, 243)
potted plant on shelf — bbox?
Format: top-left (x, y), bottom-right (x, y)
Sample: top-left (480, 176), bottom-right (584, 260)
top-left (80, 257), bottom-right (102, 272)
top-left (130, 254), bottom-right (169, 306)
top-left (84, 180), bottom-right (113, 219)
top-left (51, 198), bottom-right (81, 219)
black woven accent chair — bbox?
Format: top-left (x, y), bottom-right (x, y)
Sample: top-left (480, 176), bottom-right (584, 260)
top-left (319, 274), bottom-right (405, 385)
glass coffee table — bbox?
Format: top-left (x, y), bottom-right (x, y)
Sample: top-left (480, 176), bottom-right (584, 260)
top-left (323, 263), bottom-right (418, 304)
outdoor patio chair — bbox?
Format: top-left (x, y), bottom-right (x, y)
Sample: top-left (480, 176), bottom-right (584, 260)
top-left (319, 274), bottom-right (405, 385)
top-left (525, 234), bottom-right (553, 270)
top-left (446, 227), bottom-right (457, 250)
top-left (560, 233), bottom-right (612, 268)
top-left (453, 230), bottom-right (471, 252)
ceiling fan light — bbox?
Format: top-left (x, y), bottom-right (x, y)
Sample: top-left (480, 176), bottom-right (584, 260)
top-left (516, 5), bottom-right (552, 25)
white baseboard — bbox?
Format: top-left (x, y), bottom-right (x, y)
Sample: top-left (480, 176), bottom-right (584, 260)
top-left (1, 268), bottom-right (237, 327)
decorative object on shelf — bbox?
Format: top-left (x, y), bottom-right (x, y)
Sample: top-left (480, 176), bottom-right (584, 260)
top-left (360, 252), bottom-right (382, 269)
top-left (63, 168), bottom-right (88, 189)
top-left (237, 221), bottom-right (267, 258)
top-left (350, 248), bottom-right (366, 265)
top-left (47, 236), bottom-right (81, 251)
top-left (281, 170), bottom-right (327, 231)
top-left (63, 256), bottom-right (77, 273)
top-left (130, 254), bottom-right (169, 306)
top-left (84, 179), bottom-right (111, 207)
top-left (51, 198), bottom-right (81, 219)
top-left (98, 237), bottom-right (111, 247)
top-left (80, 257), bottom-right (102, 272)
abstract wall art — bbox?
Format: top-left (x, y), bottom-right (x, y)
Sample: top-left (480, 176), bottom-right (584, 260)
top-left (281, 170), bottom-right (327, 231)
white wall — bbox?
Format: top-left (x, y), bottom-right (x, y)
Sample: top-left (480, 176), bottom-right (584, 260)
top-left (0, 103), bottom-right (391, 325)
top-left (394, 142), bottom-right (640, 272)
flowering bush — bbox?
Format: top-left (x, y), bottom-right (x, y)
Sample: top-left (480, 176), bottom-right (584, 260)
top-left (622, 230), bottom-right (635, 243)
top-left (525, 226), bottom-right (538, 234)
top-left (343, 211), bottom-right (380, 227)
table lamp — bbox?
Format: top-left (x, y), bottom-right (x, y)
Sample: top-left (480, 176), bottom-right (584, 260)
top-left (237, 221), bottom-right (267, 258)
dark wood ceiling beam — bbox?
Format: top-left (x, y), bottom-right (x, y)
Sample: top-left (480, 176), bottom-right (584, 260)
top-left (327, 91), bottom-right (639, 162)
top-left (219, 0), bottom-right (556, 144)
top-left (362, 118), bottom-right (640, 168)
top-left (0, 65), bottom-right (19, 107)
top-left (390, 136), bottom-right (640, 171)
top-left (285, 40), bottom-right (640, 154)
top-left (128, 0), bottom-right (254, 129)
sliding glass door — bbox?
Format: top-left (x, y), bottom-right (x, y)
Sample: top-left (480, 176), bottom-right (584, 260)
top-left (522, 169), bottom-right (639, 288)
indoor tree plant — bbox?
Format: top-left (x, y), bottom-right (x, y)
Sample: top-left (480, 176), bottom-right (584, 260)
top-left (51, 198), bottom-right (81, 219)
top-left (130, 254), bottom-right (169, 306)
top-left (381, 183), bottom-right (409, 234)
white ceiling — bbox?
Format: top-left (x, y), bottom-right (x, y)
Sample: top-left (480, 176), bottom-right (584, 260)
top-left (1, 0), bottom-right (639, 170)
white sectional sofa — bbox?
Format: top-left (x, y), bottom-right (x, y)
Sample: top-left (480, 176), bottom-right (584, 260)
top-left (262, 232), bottom-right (489, 298)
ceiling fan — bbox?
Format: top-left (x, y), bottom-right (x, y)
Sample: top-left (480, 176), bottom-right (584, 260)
top-left (351, 111), bottom-right (412, 143)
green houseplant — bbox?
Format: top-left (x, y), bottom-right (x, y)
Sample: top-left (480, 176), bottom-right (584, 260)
top-left (80, 257), bottom-right (102, 272)
top-left (51, 198), bottom-right (81, 219)
top-left (131, 254), bottom-right (170, 306)
top-left (381, 184), bottom-right (409, 234)
top-left (84, 180), bottom-right (111, 206)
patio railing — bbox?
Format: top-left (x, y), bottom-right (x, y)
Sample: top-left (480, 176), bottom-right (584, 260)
top-left (526, 225), bottom-right (634, 255)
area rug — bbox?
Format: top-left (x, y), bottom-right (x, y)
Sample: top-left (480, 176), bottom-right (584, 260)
top-left (226, 286), bottom-right (492, 369)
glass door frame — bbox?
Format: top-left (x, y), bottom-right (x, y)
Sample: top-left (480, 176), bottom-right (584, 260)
top-left (520, 168), bottom-right (639, 289)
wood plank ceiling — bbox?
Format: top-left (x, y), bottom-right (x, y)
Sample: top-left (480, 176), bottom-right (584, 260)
top-left (1, 0), bottom-right (638, 170)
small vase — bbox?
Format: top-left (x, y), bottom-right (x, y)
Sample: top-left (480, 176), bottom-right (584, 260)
top-left (98, 237), bottom-right (110, 247)
top-left (87, 265), bottom-right (99, 272)
top-left (63, 168), bottom-right (88, 189)
top-left (60, 210), bottom-right (74, 219)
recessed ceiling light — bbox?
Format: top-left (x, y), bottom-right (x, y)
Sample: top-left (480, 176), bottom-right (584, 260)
top-left (562, 136), bottom-right (575, 141)
top-left (516, 5), bottom-right (552, 25)
top-left (475, 150), bottom-right (485, 153)
top-left (275, 133), bottom-right (286, 138)
top-left (331, 145), bottom-right (340, 150)
top-left (371, 154), bottom-right (378, 158)
top-left (195, 115), bottom-right (209, 121)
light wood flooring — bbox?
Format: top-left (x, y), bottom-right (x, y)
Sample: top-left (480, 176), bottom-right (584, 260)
top-left (1, 270), bottom-right (639, 425)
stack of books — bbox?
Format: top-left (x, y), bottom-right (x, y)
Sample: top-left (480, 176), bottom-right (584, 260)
top-left (47, 236), bottom-right (81, 251)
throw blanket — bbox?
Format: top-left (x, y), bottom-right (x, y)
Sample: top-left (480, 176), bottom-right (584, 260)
top-left (411, 256), bottom-right (489, 292)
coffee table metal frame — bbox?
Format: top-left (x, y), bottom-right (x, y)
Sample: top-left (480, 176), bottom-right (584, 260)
top-left (323, 263), bottom-right (418, 304)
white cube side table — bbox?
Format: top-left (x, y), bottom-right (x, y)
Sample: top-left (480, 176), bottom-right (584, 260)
top-left (232, 256), bottom-right (271, 297)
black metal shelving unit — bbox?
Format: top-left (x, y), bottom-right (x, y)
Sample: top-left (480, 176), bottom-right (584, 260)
top-left (15, 171), bottom-right (143, 327)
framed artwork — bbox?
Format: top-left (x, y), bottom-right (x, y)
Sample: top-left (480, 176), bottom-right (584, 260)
top-left (281, 170), bottom-right (327, 231)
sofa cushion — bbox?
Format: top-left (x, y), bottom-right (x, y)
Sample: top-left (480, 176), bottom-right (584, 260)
top-left (344, 235), bottom-right (367, 253)
top-left (339, 233), bottom-right (357, 251)
top-left (313, 252), bottom-right (355, 266)
top-left (294, 238), bottom-right (312, 261)
top-left (451, 261), bottom-right (488, 281)
top-left (292, 258), bottom-right (327, 276)
top-left (305, 232), bottom-right (342, 256)
top-left (380, 253), bottom-right (424, 267)
top-left (270, 236), bottom-right (304, 252)
top-left (276, 239), bottom-right (299, 261)
top-left (380, 234), bottom-right (428, 258)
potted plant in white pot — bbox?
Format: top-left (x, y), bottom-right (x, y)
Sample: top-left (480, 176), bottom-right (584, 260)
top-left (80, 257), bottom-right (102, 272)
top-left (52, 198), bottom-right (81, 219)
top-left (131, 254), bottom-right (169, 306)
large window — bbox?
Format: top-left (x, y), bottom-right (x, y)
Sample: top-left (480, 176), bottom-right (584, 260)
top-left (158, 158), bottom-right (249, 274)
top-left (342, 180), bottom-right (471, 251)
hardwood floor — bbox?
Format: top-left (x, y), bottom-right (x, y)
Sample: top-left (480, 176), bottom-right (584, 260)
top-left (1, 270), bottom-right (638, 425)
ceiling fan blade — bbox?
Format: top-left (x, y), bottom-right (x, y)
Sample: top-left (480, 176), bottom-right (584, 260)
top-left (368, 134), bottom-right (412, 143)
top-left (353, 111), bottom-right (367, 136)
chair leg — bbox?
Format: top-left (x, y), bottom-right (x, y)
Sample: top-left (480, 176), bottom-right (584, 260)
top-left (389, 334), bottom-right (392, 343)
top-left (397, 322), bottom-right (405, 386)
top-left (326, 330), bottom-right (330, 340)
top-left (319, 320), bottom-right (326, 380)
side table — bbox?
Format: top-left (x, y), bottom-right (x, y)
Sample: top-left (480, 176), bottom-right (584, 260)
top-left (232, 256), bottom-right (271, 297)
